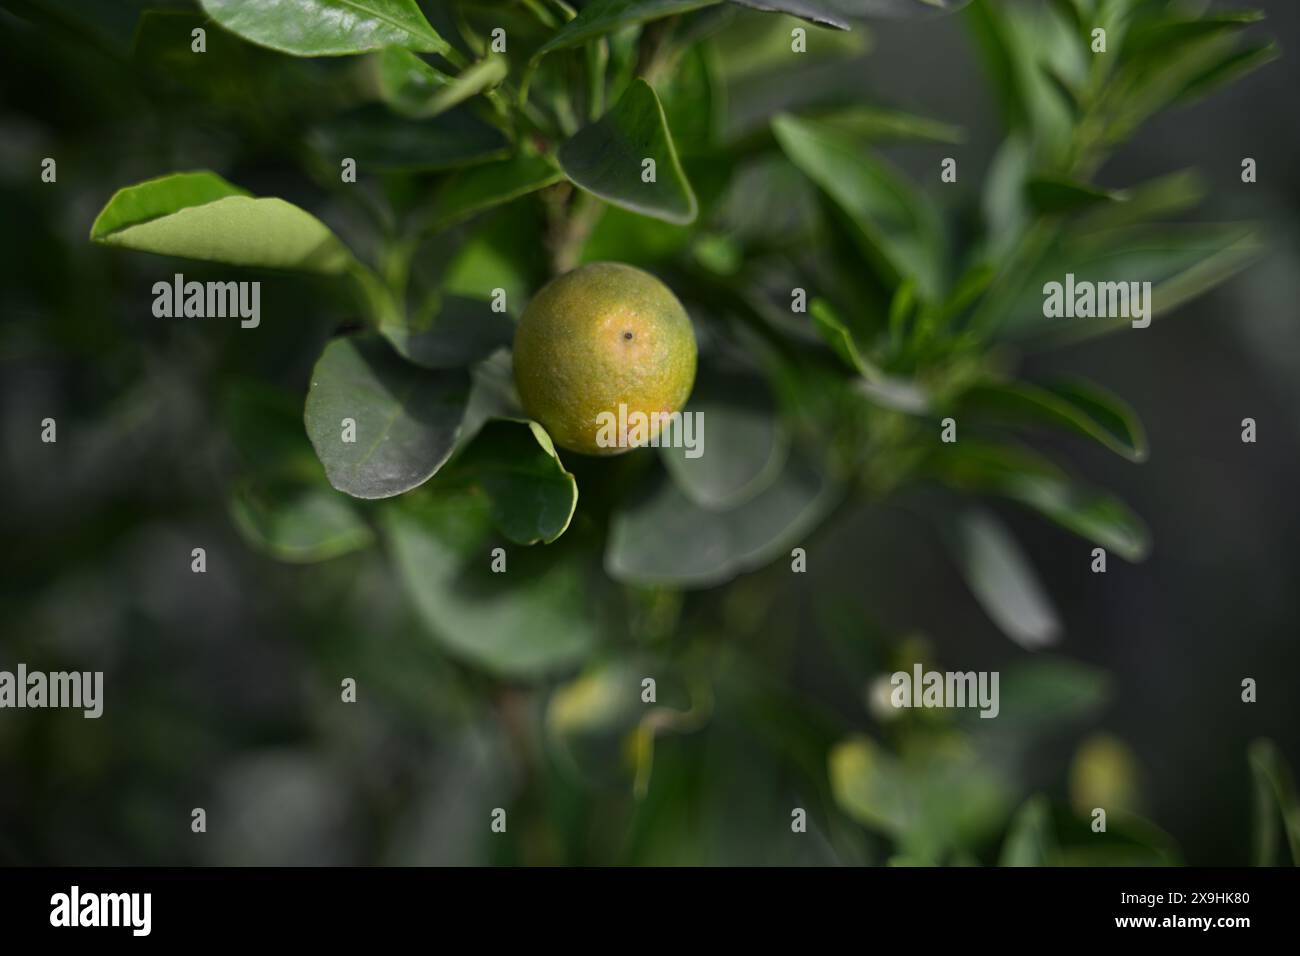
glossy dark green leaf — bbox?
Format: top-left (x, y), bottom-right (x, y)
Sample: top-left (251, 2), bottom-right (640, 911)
top-left (91, 172), bottom-right (354, 274)
top-left (940, 507), bottom-right (1061, 649)
top-left (422, 153), bottom-right (564, 231)
top-left (535, 0), bottom-right (721, 57)
top-left (310, 105), bottom-right (510, 172)
top-left (659, 366), bottom-right (788, 510)
top-left (772, 112), bottom-right (944, 299)
top-left (999, 796), bottom-right (1056, 866)
top-left (449, 418), bottom-right (577, 545)
top-left (606, 457), bottom-right (834, 587)
top-left (380, 294), bottom-right (514, 370)
top-left (558, 79), bottom-right (697, 225)
top-left (384, 494), bottom-right (598, 675)
top-left (304, 336), bottom-right (469, 499)
top-left (230, 482), bottom-right (374, 562)
top-left (198, 0), bottom-right (449, 56)
top-left (934, 442), bottom-right (1150, 561)
top-left (959, 377), bottom-right (1148, 463)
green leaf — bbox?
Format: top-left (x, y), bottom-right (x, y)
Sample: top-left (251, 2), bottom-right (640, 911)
top-left (981, 134), bottom-right (1032, 260)
top-left (808, 300), bottom-right (932, 411)
top-left (965, 0), bottom-right (1080, 157)
top-left (90, 171), bottom-right (247, 239)
top-left (400, 55), bottom-right (508, 119)
top-left (375, 46), bottom-right (454, 116)
top-left (654, 44), bottom-right (721, 156)
top-left (772, 112), bottom-right (944, 300)
top-left (1025, 176), bottom-right (1125, 216)
top-left (579, 205), bottom-right (694, 264)
top-left (1074, 170), bottom-right (1205, 234)
top-left (422, 153), bottom-right (564, 232)
top-left (535, 0), bottom-right (722, 58)
top-left (959, 377), bottom-right (1147, 463)
top-left (939, 508), bottom-right (1061, 649)
top-left (713, 9), bottom-right (864, 90)
top-left (829, 734), bottom-right (1011, 859)
top-left (729, 0), bottom-right (848, 31)
top-left (994, 224), bottom-right (1265, 344)
top-left (828, 0), bottom-right (971, 16)
top-left (813, 104), bottom-right (965, 145)
top-left (659, 365), bottom-right (788, 510)
top-left (1040, 62), bottom-right (1081, 117)
top-left (385, 494), bottom-right (598, 676)
top-left (222, 383), bottom-right (375, 563)
top-left (380, 294), bottom-right (515, 370)
top-left (606, 457), bottom-right (834, 587)
top-left (559, 78), bottom-right (698, 225)
top-left (441, 205), bottom-right (549, 314)
top-left (716, 160), bottom-right (821, 251)
top-left (934, 442), bottom-right (1150, 561)
top-left (230, 482), bottom-right (374, 562)
top-left (304, 336), bottom-right (469, 499)
top-left (310, 105), bottom-right (510, 172)
top-left (999, 795), bottom-right (1056, 866)
top-left (964, 0), bottom-right (1028, 130)
top-left (1249, 739), bottom-right (1300, 866)
top-left (449, 418), bottom-right (578, 545)
top-left (1174, 41), bottom-right (1279, 107)
top-left (91, 172), bottom-right (354, 274)
top-left (1122, 12), bottom-right (1266, 63)
top-left (810, 298), bottom-right (882, 379)
top-left (223, 381), bottom-right (315, 477)
top-left (198, 0), bottom-right (449, 57)
top-left (1053, 809), bottom-right (1180, 866)
top-left (980, 658), bottom-right (1110, 732)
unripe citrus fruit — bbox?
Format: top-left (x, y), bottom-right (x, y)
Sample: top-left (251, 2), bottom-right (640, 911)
top-left (512, 262), bottom-right (697, 456)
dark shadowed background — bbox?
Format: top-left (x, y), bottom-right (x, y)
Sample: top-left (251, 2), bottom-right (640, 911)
top-left (1, 0), bottom-right (1296, 865)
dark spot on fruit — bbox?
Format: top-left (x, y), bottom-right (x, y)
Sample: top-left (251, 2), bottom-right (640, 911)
top-left (623, 331), bottom-right (634, 341)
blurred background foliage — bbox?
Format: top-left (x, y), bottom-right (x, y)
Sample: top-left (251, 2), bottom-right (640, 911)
top-left (1, 0), bottom-right (1298, 865)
